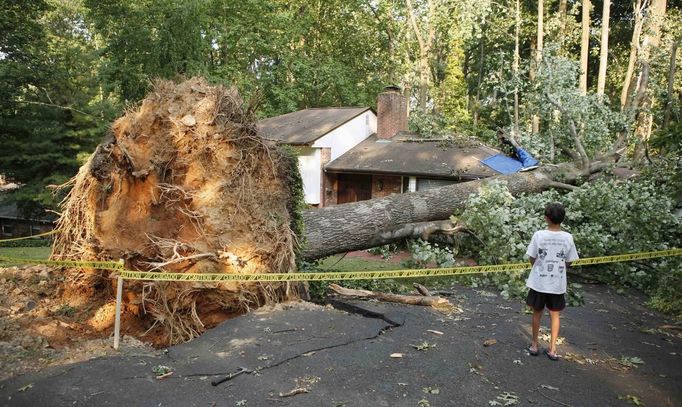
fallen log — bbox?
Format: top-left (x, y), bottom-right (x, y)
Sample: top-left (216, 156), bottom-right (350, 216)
top-left (328, 283), bottom-right (451, 308)
top-left (301, 160), bottom-right (612, 259)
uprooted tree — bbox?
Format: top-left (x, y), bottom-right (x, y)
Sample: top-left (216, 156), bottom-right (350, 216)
top-left (51, 78), bottom-right (304, 344)
top-left (49, 74), bottom-right (642, 344)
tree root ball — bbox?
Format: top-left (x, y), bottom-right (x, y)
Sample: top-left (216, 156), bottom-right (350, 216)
top-left (51, 78), bottom-right (303, 344)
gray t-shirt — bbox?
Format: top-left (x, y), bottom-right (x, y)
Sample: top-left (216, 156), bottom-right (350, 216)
top-left (525, 230), bottom-right (579, 294)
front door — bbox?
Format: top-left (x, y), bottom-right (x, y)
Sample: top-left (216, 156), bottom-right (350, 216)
top-left (337, 174), bottom-right (372, 204)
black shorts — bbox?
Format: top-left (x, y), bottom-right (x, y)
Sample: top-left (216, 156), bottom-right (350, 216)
top-left (526, 288), bottom-right (566, 311)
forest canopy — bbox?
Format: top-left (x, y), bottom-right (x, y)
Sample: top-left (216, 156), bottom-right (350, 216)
top-left (1, 0), bottom-right (680, 216)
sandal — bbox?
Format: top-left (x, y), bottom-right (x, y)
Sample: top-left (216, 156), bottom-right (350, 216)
top-left (544, 349), bottom-right (559, 361)
top-left (527, 345), bottom-right (539, 356)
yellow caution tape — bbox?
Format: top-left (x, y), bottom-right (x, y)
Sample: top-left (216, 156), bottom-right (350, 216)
top-left (117, 248), bottom-right (682, 283)
top-left (1, 247), bottom-right (680, 282)
top-left (571, 248), bottom-right (682, 266)
top-left (0, 255), bottom-right (124, 270)
top-left (0, 230), bottom-right (57, 244)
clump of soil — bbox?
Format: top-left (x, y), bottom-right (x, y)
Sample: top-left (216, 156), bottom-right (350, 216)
top-left (0, 265), bottom-right (157, 381)
top-left (51, 78), bottom-right (302, 345)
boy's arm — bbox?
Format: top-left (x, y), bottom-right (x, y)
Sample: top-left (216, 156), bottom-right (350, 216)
top-left (566, 236), bottom-right (579, 268)
top-left (526, 232), bottom-right (538, 266)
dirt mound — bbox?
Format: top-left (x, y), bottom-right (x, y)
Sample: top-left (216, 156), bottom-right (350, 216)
top-left (51, 78), bottom-right (302, 344)
top-left (0, 265), bottom-right (159, 381)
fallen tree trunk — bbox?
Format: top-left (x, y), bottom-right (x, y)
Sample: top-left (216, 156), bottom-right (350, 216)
top-left (301, 164), bottom-right (597, 259)
top-left (328, 283), bottom-right (451, 308)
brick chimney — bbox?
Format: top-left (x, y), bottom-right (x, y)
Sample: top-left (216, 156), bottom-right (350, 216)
top-left (377, 86), bottom-right (408, 140)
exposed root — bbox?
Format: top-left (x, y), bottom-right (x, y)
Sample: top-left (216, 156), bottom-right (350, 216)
top-left (50, 78), bottom-right (301, 345)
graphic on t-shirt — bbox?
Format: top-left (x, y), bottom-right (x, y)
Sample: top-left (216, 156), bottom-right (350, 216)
top-left (535, 248), bottom-right (548, 271)
top-left (526, 231), bottom-right (579, 294)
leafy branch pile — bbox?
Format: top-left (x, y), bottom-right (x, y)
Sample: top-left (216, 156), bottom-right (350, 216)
top-left (407, 157), bottom-right (682, 315)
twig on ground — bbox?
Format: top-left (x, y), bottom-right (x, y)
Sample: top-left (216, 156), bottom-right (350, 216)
top-left (413, 283), bottom-right (432, 296)
top-left (536, 389), bottom-right (573, 407)
top-left (279, 387), bottom-right (309, 398)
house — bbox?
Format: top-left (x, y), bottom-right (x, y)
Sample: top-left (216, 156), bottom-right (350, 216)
top-left (0, 176), bottom-right (55, 238)
top-left (0, 201), bottom-right (54, 239)
top-left (258, 86), bottom-right (505, 207)
top-left (258, 107), bottom-right (376, 206)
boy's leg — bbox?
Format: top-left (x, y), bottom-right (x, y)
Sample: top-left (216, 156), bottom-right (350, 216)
top-left (548, 310), bottom-right (561, 355)
top-left (531, 307), bottom-right (543, 351)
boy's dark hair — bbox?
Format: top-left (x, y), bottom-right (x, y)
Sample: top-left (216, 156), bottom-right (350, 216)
top-left (545, 202), bottom-right (566, 224)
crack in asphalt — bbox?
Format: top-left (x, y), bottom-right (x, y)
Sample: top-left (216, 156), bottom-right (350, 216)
top-left (121, 300), bottom-right (406, 380)
top-left (258, 300), bottom-right (405, 372)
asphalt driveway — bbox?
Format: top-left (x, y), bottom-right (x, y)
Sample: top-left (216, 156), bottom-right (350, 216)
top-left (1, 284), bottom-right (680, 406)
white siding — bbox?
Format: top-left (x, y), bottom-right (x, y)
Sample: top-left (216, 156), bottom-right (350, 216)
top-left (297, 147), bottom-right (321, 205)
top-left (296, 110), bottom-right (376, 205)
top-left (312, 111), bottom-right (376, 160)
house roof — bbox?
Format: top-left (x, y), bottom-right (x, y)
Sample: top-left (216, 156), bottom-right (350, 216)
top-left (325, 132), bottom-right (502, 180)
top-left (0, 203), bottom-right (18, 219)
top-left (257, 107), bottom-right (372, 145)
top-left (0, 200), bottom-right (55, 222)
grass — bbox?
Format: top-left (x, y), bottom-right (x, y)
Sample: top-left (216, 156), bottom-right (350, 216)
top-left (0, 246), bottom-right (51, 266)
top-left (308, 253), bottom-right (471, 299)
top-left (317, 255), bottom-right (408, 272)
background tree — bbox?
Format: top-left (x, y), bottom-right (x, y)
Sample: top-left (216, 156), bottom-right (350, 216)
top-left (0, 0), bottom-right (113, 215)
top-left (1, 0), bottom-right (680, 230)
top-left (596, 0), bottom-right (610, 96)
top-left (579, 0), bottom-right (591, 95)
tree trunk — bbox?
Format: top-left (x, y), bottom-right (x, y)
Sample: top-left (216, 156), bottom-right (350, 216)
top-left (301, 164), bottom-right (597, 259)
top-left (473, 31), bottom-right (485, 126)
top-left (664, 41), bottom-right (678, 127)
top-left (406, 0), bottom-right (435, 110)
top-left (419, 53), bottom-right (430, 109)
top-left (513, 0), bottom-right (521, 136)
top-left (596, 0), bottom-right (610, 96)
top-left (621, 0), bottom-right (644, 111)
top-left (532, 0), bottom-right (544, 134)
top-left (579, 0), bottom-right (591, 95)
top-left (633, 0), bottom-right (667, 159)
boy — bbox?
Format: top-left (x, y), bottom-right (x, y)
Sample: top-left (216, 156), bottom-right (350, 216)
top-left (525, 202), bottom-right (579, 361)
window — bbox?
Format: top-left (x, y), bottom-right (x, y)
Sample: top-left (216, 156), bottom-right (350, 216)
top-left (30, 224), bottom-right (42, 236)
top-left (416, 178), bottom-right (456, 192)
top-left (2, 224), bottom-right (13, 236)
top-left (402, 176), bottom-right (417, 193)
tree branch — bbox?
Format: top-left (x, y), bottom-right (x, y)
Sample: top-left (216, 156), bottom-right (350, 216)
top-left (548, 181), bottom-right (578, 191)
top-left (544, 92), bottom-right (590, 168)
top-left (426, 0), bottom-right (436, 53)
top-left (405, 0), bottom-right (426, 52)
top-left (365, 0), bottom-right (395, 53)
top-left (13, 100), bottom-right (102, 120)
top-left (560, 145), bottom-right (581, 162)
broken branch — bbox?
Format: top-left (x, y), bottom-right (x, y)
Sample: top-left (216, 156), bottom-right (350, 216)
top-left (329, 284), bottom-right (451, 308)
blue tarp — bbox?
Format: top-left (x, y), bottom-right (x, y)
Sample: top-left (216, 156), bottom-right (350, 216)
top-left (481, 154), bottom-right (524, 174)
top-left (481, 147), bottom-right (540, 175)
